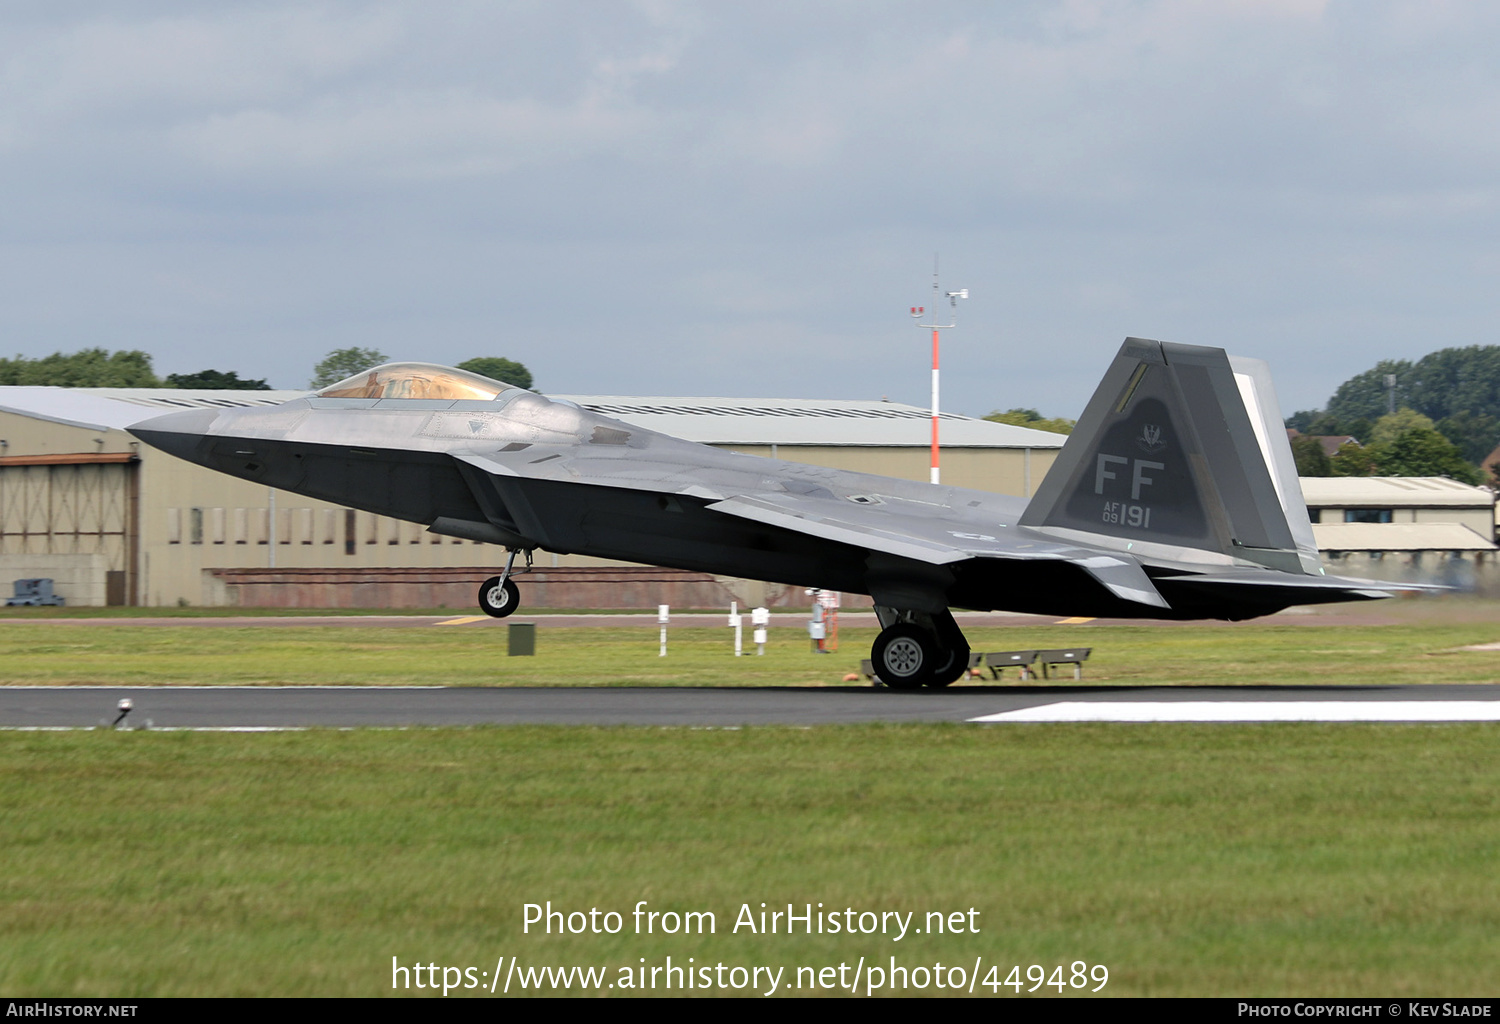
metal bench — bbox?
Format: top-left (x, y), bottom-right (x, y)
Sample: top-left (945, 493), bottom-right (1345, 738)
top-left (982, 650), bottom-right (1039, 680)
top-left (1035, 647), bottom-right (1091, 680)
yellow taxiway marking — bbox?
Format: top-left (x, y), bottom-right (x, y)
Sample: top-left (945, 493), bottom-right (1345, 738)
top-left (1055, 616), bottom-right (1096, 624)
top-left (435, 616), bottom-right (490, 626)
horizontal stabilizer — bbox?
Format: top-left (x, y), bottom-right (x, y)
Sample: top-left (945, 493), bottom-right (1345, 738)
top-left (1069, 554), bottom-right (1171, 609)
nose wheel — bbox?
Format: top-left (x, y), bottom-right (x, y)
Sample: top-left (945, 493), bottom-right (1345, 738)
top-left (478, 576), bottom-right (520, 617)
top-left (477, 546), bottom-right (532, 618)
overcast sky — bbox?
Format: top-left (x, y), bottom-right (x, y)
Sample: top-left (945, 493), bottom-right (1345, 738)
top-left (3, 1), bottom-right (1499, 418)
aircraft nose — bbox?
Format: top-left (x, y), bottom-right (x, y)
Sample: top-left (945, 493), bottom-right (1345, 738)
top-left (127, 408), bottom-right (221, 463)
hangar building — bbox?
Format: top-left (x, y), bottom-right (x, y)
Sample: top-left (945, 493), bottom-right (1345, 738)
top-left (1297, 476), bottom-right (1498, 590)
top-left (0, 386), bottom-right (1065, 607)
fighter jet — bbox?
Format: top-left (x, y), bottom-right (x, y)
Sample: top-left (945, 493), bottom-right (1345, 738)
top-left (129, 337), bottom-right (1414, 688)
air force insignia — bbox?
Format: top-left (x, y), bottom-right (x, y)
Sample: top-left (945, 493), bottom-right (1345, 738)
top-left (1136, 424), bottom-right (1166, 454)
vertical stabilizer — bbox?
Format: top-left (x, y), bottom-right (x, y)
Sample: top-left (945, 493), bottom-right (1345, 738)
top-left (1019, 338), bottom-right (1313, 574)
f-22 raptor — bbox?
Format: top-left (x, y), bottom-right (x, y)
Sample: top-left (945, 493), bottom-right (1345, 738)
top-left (130, 337), bottom-right (1411, 688)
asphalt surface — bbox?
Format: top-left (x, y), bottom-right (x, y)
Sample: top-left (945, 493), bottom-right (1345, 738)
top-left (6, 683), bottom-right (1500, 728)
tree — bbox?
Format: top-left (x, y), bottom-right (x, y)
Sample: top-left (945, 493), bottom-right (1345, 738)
top-left (1329, 441), bottom-right (1379, 477)
top-left (310, 348), bottom-right (388, 388)
top-left (1370, 429), bottom-right (1482, 484)
top-left (1370, 408), bottom-right (1436, 445)
top-left (1434, 410), bottom-right (1500, 464)
top-left (457, 357), bottom-right (534, 391)
top-left (165, 369), bottom-right (271, 390)
top-left (983, 407), bottom-right (1075, 434)
top-left (1313, 346), bottom-right (1500, 460)
top-left (1290, 435), bottom-right (1331, 476)
top-left (0, 348), bottom-right (160, 387)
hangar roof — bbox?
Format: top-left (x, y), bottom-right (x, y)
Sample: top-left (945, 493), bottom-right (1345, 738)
top-left (0, 386), bottom-right (302, 432)
top-left (1298, 476), bottom-right (1495, 508)
top-left (0, 387), bottom-right (1067, 450)
top-left (1312, 522), bottom-right (1497, 551)
top-left (563, 394), bottom-right (1066, 448)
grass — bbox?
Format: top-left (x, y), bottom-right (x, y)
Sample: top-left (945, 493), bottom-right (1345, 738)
top-left (3, 725), bottom-right (1500, 997)
top-left (2, 619), bottom-right (1500, 686)
top-left (4, 608), bottom-right (1500, 996)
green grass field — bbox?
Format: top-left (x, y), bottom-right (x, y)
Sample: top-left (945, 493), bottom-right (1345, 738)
top-left (3, 725), bottom-right (1500, 997)
top-left (4, 607), bottom-right (1500, 997)
top-left (2, 617), bottom-right (1500, 687)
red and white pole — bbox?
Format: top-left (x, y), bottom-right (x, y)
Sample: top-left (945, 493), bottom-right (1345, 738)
top-left (913, 267), bottom-right (964, 487)
top-left (930, 325), bottom-right (941, 484)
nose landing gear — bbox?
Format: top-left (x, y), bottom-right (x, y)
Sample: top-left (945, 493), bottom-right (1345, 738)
top-left (478, 547), bottom-right (534, 618)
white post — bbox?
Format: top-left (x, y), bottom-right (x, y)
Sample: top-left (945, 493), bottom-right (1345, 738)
top-left (729, 601), bottom-right (743, 656)
top-left (267, 488), bottom-right (276, 568)
top-left (751, 606), bottom-right (769, 656)
top-left (658, 603), bottom-right (669, 657)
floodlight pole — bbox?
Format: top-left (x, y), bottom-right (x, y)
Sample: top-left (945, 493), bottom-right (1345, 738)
top-left (912, 260), bottom-right (966, 485)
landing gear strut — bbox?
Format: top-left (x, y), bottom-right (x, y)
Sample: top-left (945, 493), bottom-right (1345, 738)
top-left (870, 608), bottom-right (970, 689)
top-left (478, 547), bottom-right (533, 618)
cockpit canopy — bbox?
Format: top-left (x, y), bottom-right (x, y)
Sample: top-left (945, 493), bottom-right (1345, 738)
top-left (315, 362), bottom-right (522, 401)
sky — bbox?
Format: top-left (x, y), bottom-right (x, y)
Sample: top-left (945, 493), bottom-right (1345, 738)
top-left (3, 1), bottom-right (1499, 418)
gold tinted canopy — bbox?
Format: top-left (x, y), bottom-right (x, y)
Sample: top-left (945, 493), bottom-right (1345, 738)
top-left (316, 363), bottom-right (520, 401)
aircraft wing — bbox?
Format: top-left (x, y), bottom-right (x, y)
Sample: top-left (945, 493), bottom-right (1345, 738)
top-left (700, 488), bottom-right (1175, 611)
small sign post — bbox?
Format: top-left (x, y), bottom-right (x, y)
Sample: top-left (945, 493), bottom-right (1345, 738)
top-left (729, 601), bottom-right (743, 656)
top-left (658, 604), bottom-right (670, 657)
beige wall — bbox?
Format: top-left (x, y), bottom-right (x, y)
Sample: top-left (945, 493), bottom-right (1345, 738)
top-left (0, 553), bottom-right (107, 606)
top-left (1312, 505), bottom-right (1494, 536)
top-left (0, 410), bottom-right (137, 458)
top-left (722, 444), bottom-right (1059, 498)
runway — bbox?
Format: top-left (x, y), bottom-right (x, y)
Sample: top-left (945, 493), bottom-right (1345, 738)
top-left (6, 683), bottom-right (1500, 728)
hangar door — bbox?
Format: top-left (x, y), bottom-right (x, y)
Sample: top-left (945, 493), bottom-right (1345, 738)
top-left (0, 454), bottom-right (139, 605)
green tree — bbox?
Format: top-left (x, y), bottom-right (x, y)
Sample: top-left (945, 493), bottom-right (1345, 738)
top-left (1370, 429), bottom-right (1482, 484)
top-left (1313, 346), bottom-right (1500, 459)
top-left (1329, 441), bottom-right (1379, 477)
top-left (310, 348), bottom-right (388, 389)
top-left (1370, 408), bottom-right (1436, 444)
top-left (1434, 410), bottom-right (1500, 464)
top-left (1290, 435), bottom-right (1331, 476)
top-left (1324, 358), bottom-right (1413, 423)
top-left (457, 357), bottom-right (534, 391)
top-left (983, 407), bottom-right (1075, 434)
top-left (165, 369), bottom-right (271, 390)
top-left (0, 348), bottom-right (160, 387)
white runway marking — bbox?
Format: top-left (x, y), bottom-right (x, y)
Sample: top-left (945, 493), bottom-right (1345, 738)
top-left (970, 701), bottom-right (1500, 723)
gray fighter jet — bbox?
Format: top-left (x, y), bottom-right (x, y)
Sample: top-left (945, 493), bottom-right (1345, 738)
top-left (129, 337), bottom-right (1412, 688)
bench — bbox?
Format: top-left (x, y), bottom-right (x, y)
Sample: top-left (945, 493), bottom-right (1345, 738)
top-left (1035, 648), bottom-right (1092, 680)
top-left (982, 650), bottom-right (1039, 680)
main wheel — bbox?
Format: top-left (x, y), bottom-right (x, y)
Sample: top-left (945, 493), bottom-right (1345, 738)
top-left (927, 638), bottom-right (972, 688)
top-left (478, 576), bottom-right (520, 618)
top-left (871, 623), bottom-right (940, 689)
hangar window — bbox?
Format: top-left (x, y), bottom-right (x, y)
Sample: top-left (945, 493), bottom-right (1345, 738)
top-left (1344, 509), bottom-right (1393, 524)
top-left (316, 363), bottom-right (521, 401)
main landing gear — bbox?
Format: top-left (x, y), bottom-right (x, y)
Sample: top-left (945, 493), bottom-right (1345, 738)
top-left (478, 547), bottom-right (534, 618)
top-left (870, 608), bottom-right (971, 689)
